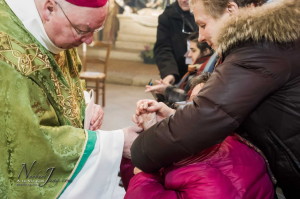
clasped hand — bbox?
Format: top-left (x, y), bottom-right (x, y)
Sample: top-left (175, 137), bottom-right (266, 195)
top-left (132, 99), bottom-right (176, 128)
top-left (129, 99), bottom-right (176, 173)
top-left (123, 100), bottom-right (175, 160)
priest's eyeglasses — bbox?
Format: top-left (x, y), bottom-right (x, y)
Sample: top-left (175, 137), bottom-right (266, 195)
top-left (55, 2), bottom-right (104, 36)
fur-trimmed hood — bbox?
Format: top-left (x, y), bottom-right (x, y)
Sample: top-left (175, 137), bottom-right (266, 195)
top-left (213, 0), bottom-right (300, 54)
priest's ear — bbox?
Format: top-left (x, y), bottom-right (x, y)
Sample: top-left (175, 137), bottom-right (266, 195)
top-left (40, 0), bottom-right (57, 22)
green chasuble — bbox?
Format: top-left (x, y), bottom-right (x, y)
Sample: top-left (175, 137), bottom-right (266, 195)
top-left (0, 1), bottom-right (96, 198)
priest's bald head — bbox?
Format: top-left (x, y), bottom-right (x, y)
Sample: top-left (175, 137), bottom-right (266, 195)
top-left (35, 0), bottom-right (109, 49)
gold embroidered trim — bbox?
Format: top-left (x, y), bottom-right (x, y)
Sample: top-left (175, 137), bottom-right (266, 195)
top-left (51, 51), bottom-right (84, 127)
top-left (50, 68), bottom-right (83, 127)
top-left (0, 32), bottom-right (51, 75)
top-left (0, 32), bottom-right (83, 127)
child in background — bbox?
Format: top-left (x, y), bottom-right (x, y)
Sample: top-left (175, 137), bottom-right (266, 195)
top-left (145, 32), bottom-right (213, 107)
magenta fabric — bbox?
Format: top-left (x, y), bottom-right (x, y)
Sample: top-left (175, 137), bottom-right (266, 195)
top-left (65, 0), bottom-right (108, 7)
top-left (120, 157), bottom-right (135, 190)
top-left (124, 135), bottom-right (274, 199)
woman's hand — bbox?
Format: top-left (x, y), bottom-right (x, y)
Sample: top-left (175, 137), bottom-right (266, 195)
top-left (138, 112), bottom-right (157, 130)
top-left (132, 99), bottom-right (175, 127)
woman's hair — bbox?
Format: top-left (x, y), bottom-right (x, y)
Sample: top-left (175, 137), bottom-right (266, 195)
top-left (189, 0), bottom-right (267, 19)
top-left (188, 32), bottom-right (214, 57)
top-left (198, 42), bottom-right (213, 57)
top-left (187, 32), bottom-right (199, 43)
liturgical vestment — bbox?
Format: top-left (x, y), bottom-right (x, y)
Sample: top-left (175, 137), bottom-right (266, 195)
top-left (0, 0), bottom-right (123, 198)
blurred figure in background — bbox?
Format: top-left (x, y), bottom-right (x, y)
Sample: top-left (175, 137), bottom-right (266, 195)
top-left (147, 32), bottom-right (213, 107)
top-left (154, 0), bottom-right (197, 85)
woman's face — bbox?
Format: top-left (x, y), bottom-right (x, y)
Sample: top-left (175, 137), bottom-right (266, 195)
top-left (192, 2), bottom-right (229, 48)
top-left (187, 41), bottom-right (200, 64)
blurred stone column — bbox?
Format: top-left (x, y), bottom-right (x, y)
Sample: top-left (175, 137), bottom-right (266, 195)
top-left (100, 0), bottom-right (120, 43)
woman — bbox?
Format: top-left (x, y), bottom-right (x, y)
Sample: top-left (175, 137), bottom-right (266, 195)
top-left (131, 0), bottom-right (300, 198)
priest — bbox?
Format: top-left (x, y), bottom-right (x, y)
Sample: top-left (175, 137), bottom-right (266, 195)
top-left (0, 0), bottom-right (140, 198)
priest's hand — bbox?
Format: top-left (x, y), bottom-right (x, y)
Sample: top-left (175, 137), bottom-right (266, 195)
top-left (90, 104), bottom-right (104, 131)
top-left (123, 125), bottom-right (143, 159)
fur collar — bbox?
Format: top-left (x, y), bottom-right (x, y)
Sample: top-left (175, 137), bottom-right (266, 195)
top-left (213, 0), bottom-right (300, 54)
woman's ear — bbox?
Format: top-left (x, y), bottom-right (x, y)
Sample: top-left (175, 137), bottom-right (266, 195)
top-left (226, 1), bottom-right (239, 15)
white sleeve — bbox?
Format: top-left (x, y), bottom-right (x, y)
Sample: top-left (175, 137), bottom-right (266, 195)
top-left (60, 129), bottom-right (124, 199)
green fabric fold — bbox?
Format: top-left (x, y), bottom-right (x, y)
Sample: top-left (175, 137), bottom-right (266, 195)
top-left (57, 130), bottom-right (97, 198)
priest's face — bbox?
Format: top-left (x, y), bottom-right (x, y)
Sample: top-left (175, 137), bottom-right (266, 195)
top-left (42, 0), bottom-right (108, 49)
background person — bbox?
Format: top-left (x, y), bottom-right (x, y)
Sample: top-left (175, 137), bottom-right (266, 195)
top-left (154, 0), bottom-right (197, 85)
top-left (147, 32), bottom-right (213, 106)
